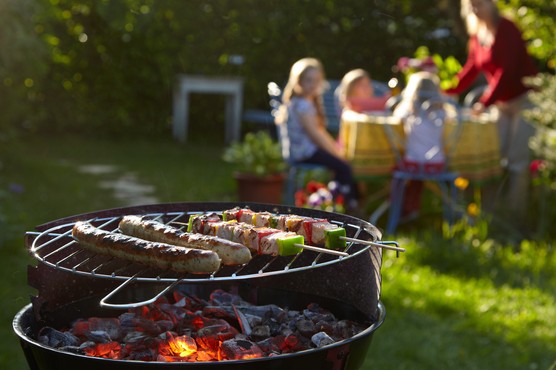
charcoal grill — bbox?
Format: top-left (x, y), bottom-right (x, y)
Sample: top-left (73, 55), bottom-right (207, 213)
top-left (14, 202), bottom-right (392, 370)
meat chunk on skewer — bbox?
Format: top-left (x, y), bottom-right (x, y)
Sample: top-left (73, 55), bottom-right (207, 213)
top-left (189, 216), bottom-right (303, 256)
top-left (222, 208), bottom-right (347, 250)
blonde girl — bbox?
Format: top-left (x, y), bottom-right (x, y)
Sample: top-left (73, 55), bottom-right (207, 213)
top-left (276, 58), bottom-right (358, 209)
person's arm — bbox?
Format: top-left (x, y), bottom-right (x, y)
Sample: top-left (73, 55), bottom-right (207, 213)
top-left (298, 111), bottom-right (343, 159)
top-left (479, 20), bottom-right (528, 107)
top-left (347, 95), bottom-right (391, 112)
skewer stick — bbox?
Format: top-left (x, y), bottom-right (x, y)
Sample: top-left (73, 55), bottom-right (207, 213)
top-left (294, 244), bottom-right (348, 257)
top-left (340, 237), bottom-right (406, 252)
top-left (170, 221), bottom-right (188, 227)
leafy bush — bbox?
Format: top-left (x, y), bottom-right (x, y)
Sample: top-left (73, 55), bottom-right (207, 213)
top-left (499, 0), bottom-right (556, 70)
top-left (222, 131), bottom-right (285, 176)
top-left (396, 45), bottom-right (463, 90)
top-left (524, 73), bottom-right (556, 236)
top-left (1, 1), bottom-right (553, 137)
top-left (527, 73), bottom-right (556, 184)
top-left (1, 0), bottom-right (468, 136)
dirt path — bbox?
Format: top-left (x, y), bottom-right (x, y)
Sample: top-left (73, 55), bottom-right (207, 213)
top-left (77, 164), bottom-right (158, 206)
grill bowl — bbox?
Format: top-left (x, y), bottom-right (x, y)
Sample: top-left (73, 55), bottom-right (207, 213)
top-left (17, 202), bottom-right (386, 370)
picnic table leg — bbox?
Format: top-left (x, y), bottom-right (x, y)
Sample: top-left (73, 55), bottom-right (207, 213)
top-left (172, 84), bottom-right (189, 143)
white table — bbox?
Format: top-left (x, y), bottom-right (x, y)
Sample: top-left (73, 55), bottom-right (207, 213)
top-left (172, 75), bottom-right (244, 143)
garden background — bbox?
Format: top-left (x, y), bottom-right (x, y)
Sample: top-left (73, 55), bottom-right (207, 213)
top-left (1, 1), bottom-right (555, 369)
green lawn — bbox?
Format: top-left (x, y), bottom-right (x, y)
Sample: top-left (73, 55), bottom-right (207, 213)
top-left (1, 134), bottom-right (555, 369)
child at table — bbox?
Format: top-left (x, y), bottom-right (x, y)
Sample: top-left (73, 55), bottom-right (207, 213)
top-left (275, 58), bottom-right (359, 211)
top-left (392, 71), bottom-right (448, 219)
top-left (337, 69), bottom-right (390, 113)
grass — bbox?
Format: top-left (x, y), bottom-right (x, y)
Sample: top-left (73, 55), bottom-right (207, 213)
top-left (1, 133), bottom-right (555, 369)
top-left (366, 238), bottom-right (556, 369)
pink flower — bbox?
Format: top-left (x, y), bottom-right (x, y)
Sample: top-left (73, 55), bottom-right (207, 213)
top-left (295, 181), bottom-right (346, 213)
top-left (335, 194), bottom-right (344, 206)
top-left (397, 56), bottom-right (438, 73)
top-left (530, 159), bottom-right (546, 177)
top-left (419, 56), bottom-right (438, 72)
top-left (294, 190), bottom-right (307, 207)
top-left (397, 57), bottom-right (410, 71)
top-left (306, 181), bottom-right (325, 193)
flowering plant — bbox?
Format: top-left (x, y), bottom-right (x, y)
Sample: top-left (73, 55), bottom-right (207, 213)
top-left (396, 56), bottom-right (438, 74)
top-left (523, 73), bottom-right (556, 236)
top-left (526, 74), bottom-right (556, 187)
top-left (222, 131), bottom-right (286, 177)
top-left (396, 46), bottom-right (462, 91)
top-left (294, 181), bottom-right (345, 213)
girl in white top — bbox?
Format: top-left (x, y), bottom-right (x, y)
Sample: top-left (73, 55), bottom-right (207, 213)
top-left (394, 71), bottom-right (447, 167)
top-left (392, 71), bottom-right (448, 217)
top-left (276, 58), bottom-right (358, 210)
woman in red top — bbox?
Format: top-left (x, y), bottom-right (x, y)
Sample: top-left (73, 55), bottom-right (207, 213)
top-left (445, 0), bottom-right (537, 225)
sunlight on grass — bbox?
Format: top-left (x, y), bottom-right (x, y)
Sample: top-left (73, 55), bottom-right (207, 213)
top-left (365, 228), bottom-right (556, 370)
top-left (384, 252), bottom-right (555, 344)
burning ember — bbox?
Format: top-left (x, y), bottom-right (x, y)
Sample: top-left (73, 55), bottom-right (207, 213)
top-left (36, 289), bottom-right (367, 362)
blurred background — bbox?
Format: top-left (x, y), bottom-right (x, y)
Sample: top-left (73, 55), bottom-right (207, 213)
top-left (1, 1), bottom-right (555, 369)
top-left (1, 0), bottom-right (552, 142)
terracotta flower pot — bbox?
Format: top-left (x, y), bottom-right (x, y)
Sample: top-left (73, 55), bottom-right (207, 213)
top-left (233, 172), bottom-right (286, 204)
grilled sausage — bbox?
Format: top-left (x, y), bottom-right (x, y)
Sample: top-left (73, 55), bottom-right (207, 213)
top-left (72, 221), bottom-right (221, 274)
top-left (118, 215), bottom-right (252, 266)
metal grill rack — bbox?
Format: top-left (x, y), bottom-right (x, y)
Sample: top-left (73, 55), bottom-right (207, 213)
top-left (27, 207), bottom-right (396, 308)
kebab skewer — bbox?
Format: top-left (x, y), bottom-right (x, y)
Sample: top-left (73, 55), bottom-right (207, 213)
top-left (188, 215), bottom-right (303, 256)
top-left (222, 208), bottom-right (347, 250)
top-left (187, 214), bottom-right (347, 257)
top-left (223, 208), bottom-right (405, 253)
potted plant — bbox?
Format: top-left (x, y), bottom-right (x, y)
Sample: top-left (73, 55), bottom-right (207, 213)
top-left (223, 131), bottom-right (287, 203)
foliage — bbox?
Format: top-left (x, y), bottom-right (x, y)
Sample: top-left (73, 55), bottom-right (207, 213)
top-left (1, 0), bottom-right (469, 136)
top-left (2, 1), bottom-right (554, 138)
top-left (396, 45), bottom-right (463, 90)
top-left (416, 46), bottom-right (463, 91)
top-left (526, 73), bottom-right (556, 130)
top-left (222, 131), bottom-right (285, 176)
top-left (524, 73), bottom-right (556, 237)
top-left (526, 73), bottom-right (556, 181)
top-left (0, 0), bottom-right (49, 137)
top-left (499, 0), bottom-right (556, 70)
